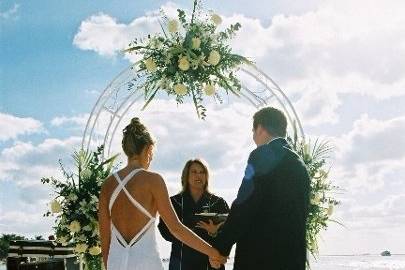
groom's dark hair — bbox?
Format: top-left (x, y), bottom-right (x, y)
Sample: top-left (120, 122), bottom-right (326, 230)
top-left (253, 107), bottom-right (287, 137)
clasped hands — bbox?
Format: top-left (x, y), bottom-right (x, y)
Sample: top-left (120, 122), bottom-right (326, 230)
top-left (208, 249), bottom-right (227, 269)
top-left (196, 219), bottom-right (227, 268)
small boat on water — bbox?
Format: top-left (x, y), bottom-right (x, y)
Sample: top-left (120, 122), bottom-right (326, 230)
top-left (381, 250), bottom-right (391, 256)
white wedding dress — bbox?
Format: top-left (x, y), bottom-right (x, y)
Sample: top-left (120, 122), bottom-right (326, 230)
top-left (107, 169), bottom-right (163, 270)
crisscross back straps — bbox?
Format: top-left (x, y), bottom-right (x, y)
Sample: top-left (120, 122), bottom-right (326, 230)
top-left (109, 168), bottom-right (153, 219)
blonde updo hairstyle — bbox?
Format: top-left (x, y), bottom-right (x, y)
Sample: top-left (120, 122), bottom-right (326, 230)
top-left (122, 117), bottom-right (155, 158)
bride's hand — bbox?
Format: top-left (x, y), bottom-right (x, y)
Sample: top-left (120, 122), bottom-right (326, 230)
top-left (208, 248), bottom-right (227, 268)
top-left (209, 257), bottom-right (222, 269)
top-left (196, 219), bottom-right (225, 236)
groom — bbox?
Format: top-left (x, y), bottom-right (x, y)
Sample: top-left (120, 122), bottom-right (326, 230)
top-left (212, 107), bottom-right (310, 270)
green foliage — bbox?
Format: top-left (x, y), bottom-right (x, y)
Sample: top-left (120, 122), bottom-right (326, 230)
top-left (0, 234), bottom-right (27, 260)
top-left (125, 0), bottom-right (251, 119)
top-left (288, 128), bottom-right (341, 260)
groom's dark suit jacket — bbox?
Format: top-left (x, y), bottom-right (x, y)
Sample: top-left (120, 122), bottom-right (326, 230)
top-left (214, 138), bottom-right (310, 270)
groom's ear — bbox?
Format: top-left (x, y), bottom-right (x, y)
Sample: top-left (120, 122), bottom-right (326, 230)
top-left (256, 124), bottom-right (265, 135)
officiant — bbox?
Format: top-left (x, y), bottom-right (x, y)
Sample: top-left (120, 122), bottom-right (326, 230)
top-left (158, 158), bottom-right (229, 270)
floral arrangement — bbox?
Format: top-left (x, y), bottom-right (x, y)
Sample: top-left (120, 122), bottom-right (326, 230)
top-left (41, 146), bottom-right (117, 269)
top-left (125, 0), bottom-right (251, 119)
top-left (288, 128), bottom-right (341, 260)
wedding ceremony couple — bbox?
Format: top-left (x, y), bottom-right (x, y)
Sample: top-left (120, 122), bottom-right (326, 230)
top-left (98, 107), bottom-right (311, 270)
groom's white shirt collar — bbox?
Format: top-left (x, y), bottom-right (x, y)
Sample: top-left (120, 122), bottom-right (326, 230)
top-left (265, 137), bottom-right (283, 145)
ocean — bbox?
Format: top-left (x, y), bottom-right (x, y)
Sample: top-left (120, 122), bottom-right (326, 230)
top-left (1, 255), bottom-right (405, 270)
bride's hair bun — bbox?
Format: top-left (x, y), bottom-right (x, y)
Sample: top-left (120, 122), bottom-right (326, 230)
top-left (122, 117), bottom-right (155, 157)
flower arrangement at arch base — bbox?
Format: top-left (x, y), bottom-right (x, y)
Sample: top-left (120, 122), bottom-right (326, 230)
top-left (125, 0), bottom-right (251, 119)
top-left (41, 146), bottom-right (118, 270)
top-left (287, 127), bottom-right (342, 263)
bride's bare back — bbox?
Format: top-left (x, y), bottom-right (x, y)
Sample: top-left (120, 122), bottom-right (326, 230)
top-left (103, 169), bottom-right (157, 242)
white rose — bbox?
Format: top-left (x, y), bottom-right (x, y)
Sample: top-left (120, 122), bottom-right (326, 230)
top-left (76, 234), bottom-right (87, 242)
top-left (74, 243), bottom-right (88, 254)
top-left (204, 83), bottom-right (216, 96)
top-left (310, 240), bottom-right (318, 251)
top-left (82, 225), bottom-right (92, 232)
top-left (80, 168), bottom-right (92, 180)
top-left (88, 246), bottom-right (102, 256)
top-left (310, 194), bottom-right (321, 205)
top-left (173, 84), bottom-right (188, 96)
top-left (57, 236), bottom-right (68, 246)
top-left (178, 56), bottom-right (190, 71)
top-left (50, 200), bottom-right (62, 213)
top-left (211, 14), bottom-right (222, 25)
top-left (208, 50), bottom-right (221, 66)
top-left (167, 19), bottom-right (178, 33)
top-left (191, 37), bottom-right (201, 49)
top-left (144, 58), bottom-right (157, 72)
top-left (69, 220), bottom-right (81, 233)
top-left (67, 193), bottom-right (78, 202)
top-left (327, 204), bottom-right (334, 216)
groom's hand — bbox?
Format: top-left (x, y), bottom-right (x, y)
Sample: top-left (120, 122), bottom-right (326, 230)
top-left (208, 248), bottom-right (227, 269)
top-left (209, 257), bottom-right (221, 269)
top-left (209, 256), bottom-right (227, 269)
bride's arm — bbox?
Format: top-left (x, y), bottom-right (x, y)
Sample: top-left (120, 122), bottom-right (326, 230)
top-left (98, 179), bottom-right (111, 269)
top-left (150, 173), bottom-right (222, 261)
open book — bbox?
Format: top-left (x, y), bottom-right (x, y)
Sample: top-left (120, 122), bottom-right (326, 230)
top-left (195, 212), bottom-right (228, 224)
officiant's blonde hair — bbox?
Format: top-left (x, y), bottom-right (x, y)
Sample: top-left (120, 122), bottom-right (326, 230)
top-left (181, 158), bottom-right (210, 192)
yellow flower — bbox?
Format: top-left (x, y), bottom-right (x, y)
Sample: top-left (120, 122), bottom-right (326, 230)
top-left (144, 58), bottom-right (157, 72)
top-left (310, 194), bottom-right (321, 205)
top-left (69, 220), bottom-right (81, 233)
top-left (80, 168), bottom-right (92, 179)
top-left (89, 246), bottom-right (102, 256)
top-left (74, 243), bottom-right (88, 254)
top-left (57, 236), bottom-right (68, 246)
top-left (211, 14), bottom-right (222, 25)
top-left (67, 193), bottom-right (78, 202)
top-left (208, 50), bottom-right (221, 66)
top-left (204, 83), bottom-right (216, 96)
top-left (50, 200), bottom-right (61, 213)
top-left (327, 204), bottom-right (334, 216)
top-left (191, 37), bottom-right (201, 49)
top-left (178, 56), bottom-right (190, 71)
top-left (167, 19), bottom-right (178, 33)
top-left (173, 84), bottom-right (188, 96)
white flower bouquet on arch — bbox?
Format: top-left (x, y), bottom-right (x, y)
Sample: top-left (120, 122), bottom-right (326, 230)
top-left (125, 0), bottom-right (251, 119)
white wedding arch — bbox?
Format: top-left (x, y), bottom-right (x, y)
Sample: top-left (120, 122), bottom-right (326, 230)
top-left (81, 62), bottom-right (304, 158)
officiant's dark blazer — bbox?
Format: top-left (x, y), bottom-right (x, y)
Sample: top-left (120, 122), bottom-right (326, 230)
top-left (214, 138), bottom-right (310, 270)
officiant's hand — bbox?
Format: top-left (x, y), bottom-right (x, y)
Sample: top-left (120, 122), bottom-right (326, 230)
top-left (196, 219), bottom-right (225, 236)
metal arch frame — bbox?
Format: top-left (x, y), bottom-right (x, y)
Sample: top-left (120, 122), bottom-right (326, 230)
top-left (82, 62), bottom-right (305, 159)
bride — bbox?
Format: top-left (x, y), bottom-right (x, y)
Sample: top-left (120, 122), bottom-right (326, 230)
top-left (98, 117), bottom-right (225, 270)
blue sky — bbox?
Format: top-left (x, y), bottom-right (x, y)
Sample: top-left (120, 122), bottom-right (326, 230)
top-left (1, 0), bottom-right (405, 257)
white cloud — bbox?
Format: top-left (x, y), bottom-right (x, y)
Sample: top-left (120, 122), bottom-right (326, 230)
top-left (51, 114), bottom-right (89, 127)
top-left (316, 113), bottom-right (405, 254)
top-left (0, 112), bottom-right (44, 142)
top-left (0, 3), bottom-right (19, 20)
top-left (0, 207), bottom-right (53, 237)
top-left (294, 84), bottom-right (341, 126)
top-left (0, 136), bottom-right (82, 187)
top-left (73, 12), bottom-right (161, 57)
top-left (337, 114), bottom-right (405, 166)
